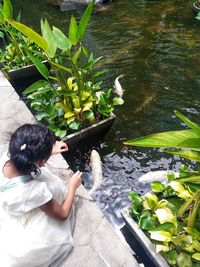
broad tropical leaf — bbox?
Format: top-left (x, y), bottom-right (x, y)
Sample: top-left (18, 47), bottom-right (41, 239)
top-left (3, 0), bottom-right (13, 20)
top-left (175, 110), bottom-right (200, 134)
top-left (166, 150), bottom-right (200, 162)
top-left (78, 0), bottom-right (94, 39)
top-left (124, 129), bottom-right (200, 151)
top-left (28, 54), bottom-right (49, 80)
top-left (23, 80), bottom-right (48, 94)
top-left (9, 21), bottom-right (48, 50)
top-left (52, 26), bottom-right (71, 51)
top-left (69, 15), bottom-right (78, 45)
top-left (41, 19), bottom-right (57, 58)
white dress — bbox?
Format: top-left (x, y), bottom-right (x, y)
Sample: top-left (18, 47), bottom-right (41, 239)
top-left (0, 151), bottom-right (74, 267)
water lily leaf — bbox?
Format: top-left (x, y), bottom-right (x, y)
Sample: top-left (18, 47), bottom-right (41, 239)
top-left (150, 230), bottom-right (172, 242)
top-left (69, 120), bottom-right (80, 130)
top-left (52, 26), bottom-right (71, 51)
top-left (143, 193), bottom-right (158, 210)
top-left (150, 181), bottom-right (166, 192)
top-left (113, 97), bottom-right (124, 105)
top-left (155, 207), bottom-right (176, 225)
top-left (176, 253), bottom-right (192, 267)
top-left (192, 253), bottom-right (200, 261)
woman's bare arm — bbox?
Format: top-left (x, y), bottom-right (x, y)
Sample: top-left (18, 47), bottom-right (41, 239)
top-left (40, 171), bottom-right (82, 221)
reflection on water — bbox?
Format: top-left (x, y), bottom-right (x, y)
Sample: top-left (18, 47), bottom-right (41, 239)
top-left (12, 0), bottom-right (200, 226)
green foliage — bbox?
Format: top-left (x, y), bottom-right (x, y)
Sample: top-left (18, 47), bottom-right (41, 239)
top-left (0, 0), bottom-right (45, 70)
top-left (124, 111), bottom-right (200, 162)
top-left (13, 1), bottom-right (124, 138)
top-left (129, 167), bottom-right (200, 267)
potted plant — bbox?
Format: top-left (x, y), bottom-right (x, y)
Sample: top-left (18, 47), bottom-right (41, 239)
top-left (0, 0), bottom-right (48, 89)
top-left (8, 1), bottom-right (124, 142)
top-left (123, 111), bottom-right (200, 267)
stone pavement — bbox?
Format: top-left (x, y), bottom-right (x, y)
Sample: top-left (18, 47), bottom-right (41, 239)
top-left (0, 71), bottom-right (139, 267)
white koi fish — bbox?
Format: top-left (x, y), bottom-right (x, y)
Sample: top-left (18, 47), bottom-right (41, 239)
top-left (114, 74), bottom-right (125, 98)
top-left (138, 170), bottom-right (179, 184)
top-left (89, 150), bottom-right (103, 194)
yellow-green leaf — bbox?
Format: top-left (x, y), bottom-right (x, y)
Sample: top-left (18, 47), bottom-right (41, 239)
top-left (192, 253), bottom-right (200, 261)
top-left (155, 207), bottom-right (176, 225)
top-left (150, 230), bottom-right (172, 242)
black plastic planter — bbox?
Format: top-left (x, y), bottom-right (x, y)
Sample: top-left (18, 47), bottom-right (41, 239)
top-left (2, 61), bottom-right (50, 93)
top-left (62, 113), bottom-right (116, 146)
top-left (121, 207), bottom-right (170, 267)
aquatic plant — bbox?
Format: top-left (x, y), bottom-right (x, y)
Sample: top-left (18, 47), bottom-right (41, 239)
top-left (7, 0), bottom-right (123, 138)
top-left (0, 0), bottom-right (44, 70)
top-left (125, 111), bottom-right (200, 266)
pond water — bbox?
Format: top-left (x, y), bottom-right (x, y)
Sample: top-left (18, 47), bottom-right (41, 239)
top-left (12, 0), bottom-right (200, 228)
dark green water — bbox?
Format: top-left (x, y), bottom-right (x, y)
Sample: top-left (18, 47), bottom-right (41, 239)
top-left (12, 0), bottom-right (200, 225)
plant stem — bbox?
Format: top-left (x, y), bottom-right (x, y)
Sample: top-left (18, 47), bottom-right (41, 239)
top-left (187, 191), bottom-right (200, 228)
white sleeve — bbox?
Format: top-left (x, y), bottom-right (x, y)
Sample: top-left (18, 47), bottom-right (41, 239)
top-left (24, 181), bottom-right (53, 212)
top-left (3, 181), bottom-right (53, 215)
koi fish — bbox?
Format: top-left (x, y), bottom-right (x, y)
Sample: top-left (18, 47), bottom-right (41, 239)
top-left (114, 74), bottom-right (125, 97)
top-left (89, 150), bottom-right (103, 194)
top-left (138, 170), bottom-right (179, 184)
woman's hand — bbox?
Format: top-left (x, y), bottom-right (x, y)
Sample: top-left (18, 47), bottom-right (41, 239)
top-left (52, 141), bottom-right (68, 155)
top-left (68, 171), bottom-right (82, 191)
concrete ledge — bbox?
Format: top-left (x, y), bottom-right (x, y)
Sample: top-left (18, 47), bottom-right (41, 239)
top-left (0, 71), bottom-right (139, 267)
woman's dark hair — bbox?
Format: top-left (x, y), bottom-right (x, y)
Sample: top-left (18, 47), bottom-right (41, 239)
top-left (9, 124), bottom-right (55, 175)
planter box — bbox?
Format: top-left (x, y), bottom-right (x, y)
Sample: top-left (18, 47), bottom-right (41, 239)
top-left (2, 61), bottom-right (50, 93)
top-left (121, 207), bottom-right (170, 267)
top-left (62, 113), bottom-right (116, 146)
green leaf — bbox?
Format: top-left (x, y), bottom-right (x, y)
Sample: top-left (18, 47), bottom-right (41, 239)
top-left (192, 253), bottom-right (200, 261)
top-left (3, 0), bottom-right (13, 20)
top-left (83, 110), bottom-right (95, 121)
top-left (128, 191), bottom-right (142, 202)
top-left (155, 207), bottom-right (176, 225)
top-left (35, 112), bottom-right (47, 121)
top-left (185, 227), bottom-right (200, 241)
top-left (9, 21), bottom-right (48, 51)
top-left (150, 230), bottom-right (172, 242)
top-left (69, 120), bottom-right (80, 130)
top-left (28, 54), bottom-right (49, 80)
top-left (52, 26), bottom-right (71, 51)
top-left (151, 222), bottom-right (174, 231)
top-left (55, 129), bottom-right (67, 138)
top-left (78, 0), bottom-right (94, 39)
top-left (23, 80), bottom-right (48, 94)
top-left (113, 97), bottom-right (124, 105)
top-left (150, 181), bottom-right (166, 192)
top-left (176, 253), bottom-right (192, 267)
top-left (41, 19), bottom-right (57, 58)
top-left (69, 15), bottom-right (78, 45)
top-left (72, 46), bottom-right (82, 64)
top-left (50, 61), bottom-right (72, 74)
top-left (166, 150), bottom-right (200, 162)
top-left (165, 250), bottom-right (178, 265)
top-left (175, 111), bottom-right (200, 134)
top-left (124, 129), bottom-right (200, 151)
